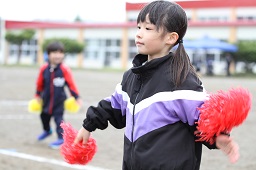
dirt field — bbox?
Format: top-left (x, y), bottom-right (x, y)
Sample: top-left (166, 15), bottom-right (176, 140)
top-left (0, 66), bottom-right (255, 170)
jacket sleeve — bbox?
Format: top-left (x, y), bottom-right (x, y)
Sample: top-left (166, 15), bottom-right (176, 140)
top-left (35, 64), bottom-right (47, 97)
top-left (173, 75), bottom-right (217, 149)
top-left (173, 92), bottom-right (217, 149)
top-left (61, 64), bottom-right (80, 99)
top-left (83, 83), bottom-right (126, 132)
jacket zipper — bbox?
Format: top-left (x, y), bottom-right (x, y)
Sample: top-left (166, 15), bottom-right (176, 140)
top-left (48, 67), bottom-right (54, 114)
top-left (131, 80), bottom-right (143, 170)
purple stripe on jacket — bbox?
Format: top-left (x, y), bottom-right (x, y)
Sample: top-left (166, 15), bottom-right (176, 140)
top-left (104, 86), bottom-right (205, 142)
top-left (125, 99), bottom-right (204, 142)
top-left (105, 90), bottom-right (129, 116)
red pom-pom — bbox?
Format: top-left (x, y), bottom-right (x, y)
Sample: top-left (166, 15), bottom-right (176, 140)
top-left (60, 122), bottom-right (97, 165)
top-left (196, 87), bottom-right (252, 144)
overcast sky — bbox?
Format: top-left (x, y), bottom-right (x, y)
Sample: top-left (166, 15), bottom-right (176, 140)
top-left (0, 0), bottom-right (155, 22)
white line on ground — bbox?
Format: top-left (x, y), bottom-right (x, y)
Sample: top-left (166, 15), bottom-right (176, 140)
top-left (0, 115), bottom-right (36, 120)
top-left (0, 100), bottom-right (28, 106)
top-left (0, 149), bottom-right (109, 170)
top-left (0, 100), bottom-right (95, 107)
top-left (0, 114), bottom-right (85, 120)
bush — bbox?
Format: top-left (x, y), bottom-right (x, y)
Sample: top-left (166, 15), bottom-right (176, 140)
top-left (42, 38), bottom-right (85, 54)
top-left (234, 41), bottom-right (256, 63)
top-left (5, 29), bottom-right (35, 45)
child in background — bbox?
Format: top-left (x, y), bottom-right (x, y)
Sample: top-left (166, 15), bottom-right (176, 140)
top-left (74, 1), bottom-right (239, 169)
top-left (35, 41), bottom-right (82, 149)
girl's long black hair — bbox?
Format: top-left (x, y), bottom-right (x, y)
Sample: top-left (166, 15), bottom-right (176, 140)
top-left (137, 0), bottom-right (198, 87)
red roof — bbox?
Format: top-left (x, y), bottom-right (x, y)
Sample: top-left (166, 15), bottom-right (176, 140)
top-left (5, 0), bottom-right (256, 30)
top-left (126, 0), bottom-right (256, 11)
top-left (5, 20), bottom-right (256, 30)
top-left (5, 20), bottom-right (136, 29)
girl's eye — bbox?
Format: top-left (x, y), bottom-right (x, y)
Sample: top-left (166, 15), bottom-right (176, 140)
top-left (146, 27), bottom-right (152, 30)
top-left (137, 26), bottom-right (141, 29)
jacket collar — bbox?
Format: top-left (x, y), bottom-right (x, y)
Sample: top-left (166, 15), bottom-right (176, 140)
top-left (131, 53), bottom-right (173, 75)
top-left (47, 62), bottom-right (61, 71)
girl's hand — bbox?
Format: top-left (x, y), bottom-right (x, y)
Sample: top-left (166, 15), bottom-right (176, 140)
top-left (73, 127), bottom-right (90, 146)
top-left (216, 135), bottom-right (239, 163)
top-left (35, 96), bottom-right (42, 103)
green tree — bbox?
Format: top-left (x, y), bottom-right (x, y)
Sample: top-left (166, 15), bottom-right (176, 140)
top-left (42, 38), bottom-right (85, 54)
top-left (233, 41), bottom-right (256, 72)
top-left (74, 15), bottom-right (83, 22)
top-left (5, 29), bottom-right (35, 64)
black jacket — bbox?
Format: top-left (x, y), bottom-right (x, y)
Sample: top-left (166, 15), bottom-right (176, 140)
top-left (83, 53), bottom-right (216, 170)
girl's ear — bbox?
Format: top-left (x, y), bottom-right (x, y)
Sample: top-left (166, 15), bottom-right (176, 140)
top-left (166, 32), bottom-right (179, 45)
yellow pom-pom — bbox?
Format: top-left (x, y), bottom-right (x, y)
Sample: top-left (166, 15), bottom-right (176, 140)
top-left (28, 99), bottom-right (42, 114)
top-left (64, 97), bottom-right (80, 113)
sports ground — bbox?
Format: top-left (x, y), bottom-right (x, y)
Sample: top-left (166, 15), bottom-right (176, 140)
top-left (0, 66), bottom-right (255, 170)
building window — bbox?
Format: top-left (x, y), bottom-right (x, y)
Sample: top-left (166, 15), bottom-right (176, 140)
top-left (198, 16), bottom-right (228, 22)
top-left (8, 39), bottom-right (37, 60)
top-left (106, 39), bottom-right (111, 47)
top-left (84, 39), bottom-right (102, 59)
top-left (84, 39), bottom-right (121, 62)
top-left (116, 39), bottom-right (121, 46)
top-left (237, 15), bottom-right (256, 21)
top-left (128, 18), bottom-right (137, 22)
top-left (129, 39), bottom-right (137, 59)
top-left (104, 39), bottom-right (121, 62)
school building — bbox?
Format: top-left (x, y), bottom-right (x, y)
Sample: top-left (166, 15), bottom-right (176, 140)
top-left (0, 0), bottom-right (256, 74)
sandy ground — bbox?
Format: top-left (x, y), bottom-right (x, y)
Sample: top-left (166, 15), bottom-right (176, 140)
top-left (0, 66), bottom-right (256, 170)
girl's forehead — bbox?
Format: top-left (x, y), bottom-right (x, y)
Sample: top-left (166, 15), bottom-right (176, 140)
top-left (138, 15), bottom-right (152, 24)
top-left (138, 21), bottom-right (152, 25)
top-left (145, 15), bottom-right (151, 22)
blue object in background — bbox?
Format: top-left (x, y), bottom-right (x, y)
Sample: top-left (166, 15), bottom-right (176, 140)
top-left (43, 51), bottom-right (48, 62)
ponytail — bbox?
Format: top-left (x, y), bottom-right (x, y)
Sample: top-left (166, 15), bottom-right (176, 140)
top-left (171, 40), bottom-right (197, 87)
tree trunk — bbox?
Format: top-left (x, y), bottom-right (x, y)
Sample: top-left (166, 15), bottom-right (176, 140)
top-left (245, 61), bottom-right (252, 73)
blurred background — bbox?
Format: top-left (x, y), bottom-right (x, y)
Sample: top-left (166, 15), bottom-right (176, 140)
top-left (0, 0), bottom-right (256, 76)
top-left (1, 0), bottom-right (256, 170)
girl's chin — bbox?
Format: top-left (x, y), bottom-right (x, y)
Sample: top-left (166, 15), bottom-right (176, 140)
top-left (137, 50), bottom-right (147, 55)
top-left (138, 53), bottom-right (147, 55)
top-left (53, 60), bottom-right (62, 64)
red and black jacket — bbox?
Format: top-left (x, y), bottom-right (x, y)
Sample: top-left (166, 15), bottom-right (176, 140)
top-left (35, 63), bottom-right (80, 114)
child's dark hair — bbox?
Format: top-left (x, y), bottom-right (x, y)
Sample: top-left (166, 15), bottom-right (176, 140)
top-left (46, 41), bottom-right (64, 55)
top-left (137, 0), bottom-right (197, 87)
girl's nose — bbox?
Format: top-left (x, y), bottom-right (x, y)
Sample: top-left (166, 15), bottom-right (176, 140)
top-left (136, 30), bottom-right (142, 39)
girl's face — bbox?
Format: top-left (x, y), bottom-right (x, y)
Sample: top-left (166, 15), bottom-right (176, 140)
top-left (48, 51), bottom-right (64, 66)
top-left (135, 15), bottom-right (172, 61)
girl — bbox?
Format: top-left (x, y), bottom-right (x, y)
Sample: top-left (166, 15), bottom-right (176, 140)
top-left (74, 1), bottom-right (239, 169)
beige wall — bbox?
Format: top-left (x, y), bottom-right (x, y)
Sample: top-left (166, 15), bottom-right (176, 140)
top-left (37, 29), bottom-right (44, 65)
